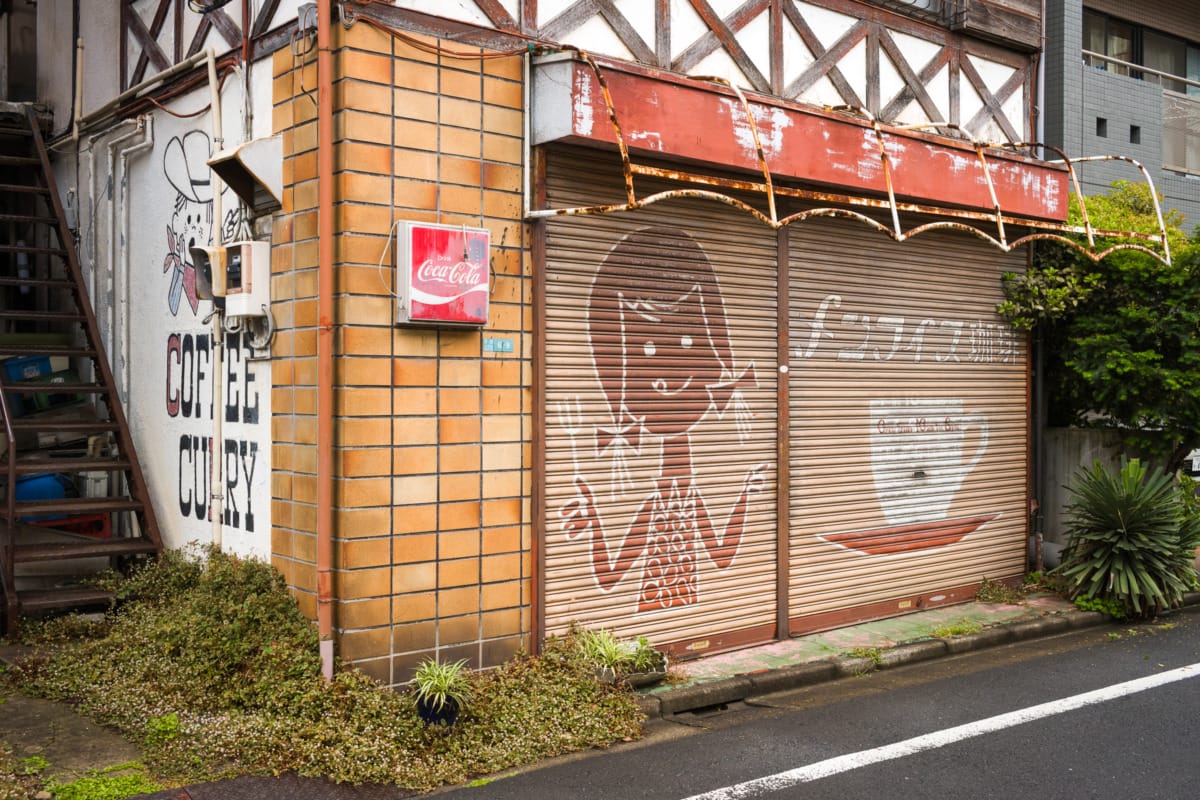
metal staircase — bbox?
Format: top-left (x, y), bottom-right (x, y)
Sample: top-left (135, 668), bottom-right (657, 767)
top-left (0, 105), bottom-right (160, 635)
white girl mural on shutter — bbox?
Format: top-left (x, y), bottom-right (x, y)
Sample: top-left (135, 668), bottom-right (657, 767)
top-left (559, 226), bottom-right (766, 613)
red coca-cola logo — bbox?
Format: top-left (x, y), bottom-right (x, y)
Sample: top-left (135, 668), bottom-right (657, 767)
top-left (414, 257), bottom-right (485, 289)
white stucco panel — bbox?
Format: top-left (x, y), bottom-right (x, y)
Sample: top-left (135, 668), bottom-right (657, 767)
top-left (615, 0), bottom-right (656, 48)
top-left (80, 86), bottom-right (271, 560)
top-left (692, 47), bottom-right (752, 91)
top-left (794, 1), bottom-right (859, 52)
top-left (879, 50), bottom-right (907, 113)
top-left (782, 15), bottom-right (815, 89)
top-left (670, 0), bottom-right (709, 61)
top-left (966, 54), bottom-right (1016, 97)
top-left (959, 72), bottom-right (984, 127)
top-left (396, 0), bottom-right (492, 27)
top-left (735, 7), bottom-right (771, 84)
top-left (837, 38), bottom-right (867, 100)
top-left (799, 74), bottom-right (844, 109)
top-left (538, 0), bottom-right (578, 28)
top-left (889, 30), bottom-right (941, 74)
top-left (563, 16), bottom-right (636, 62)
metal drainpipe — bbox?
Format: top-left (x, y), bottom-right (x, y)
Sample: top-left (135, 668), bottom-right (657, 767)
top-left (105, 122), bottom-right (147, 360)
top-left (316, 0), bottom-right (336, 680)
top-left (205, 48), bottom-right (227, 554)
top-left (117, 117), bottom-right (155, 409)
top-left (1032, 0), bottom-right (1047, 572)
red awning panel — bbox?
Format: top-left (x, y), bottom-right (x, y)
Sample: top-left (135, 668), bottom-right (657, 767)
top-left (532, 55), bottom-right (1067, 223)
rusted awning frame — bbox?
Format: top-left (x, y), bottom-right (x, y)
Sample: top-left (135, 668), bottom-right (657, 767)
top-left (526, 51), bottom-right (1173, 266)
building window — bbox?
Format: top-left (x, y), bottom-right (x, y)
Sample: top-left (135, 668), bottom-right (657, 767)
top-left (1084, 11), bottom-right (1133, 75)
top-left (860, 0), bottom-right (947, 25)
top-left (1082, 10), bottom-right (1200, 96)
top-left (1083, 10), bottom-right (1200, 175)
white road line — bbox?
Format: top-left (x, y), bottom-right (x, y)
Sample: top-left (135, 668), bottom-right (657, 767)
top-left (682, 661), bottom-right (1200, 800)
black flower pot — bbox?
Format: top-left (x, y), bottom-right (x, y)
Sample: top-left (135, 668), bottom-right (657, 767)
top-left (416, 696), bottom-right (461, 726)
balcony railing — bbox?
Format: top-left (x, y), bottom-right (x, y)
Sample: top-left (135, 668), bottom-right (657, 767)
top-left (1082, 49), bottom-right (1200, 175)
top-left (1163, 91), bottom-right (1200, 175)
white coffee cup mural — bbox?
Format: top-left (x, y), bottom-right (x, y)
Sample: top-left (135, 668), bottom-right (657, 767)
top-left (870, 398), bottom-right (988, 526)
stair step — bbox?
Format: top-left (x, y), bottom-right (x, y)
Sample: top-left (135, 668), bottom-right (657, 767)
top-left (0, 154), bottom-right (37, 166)
top-left (8, 418), bottom-right (118, 433)
top-left (9, 456), bottom-right (131, 474)
top-left (0, 183), bottom-right (49, 194)
top-left (0, 213), bottom-right (56, 225)
top-left (0, 276), bottom-right (76, 289)
top-left (6, 496), bottom-right (142, 517)
top-left (0, 309), bottom-right (85, 323)
top-left (0, 244), bottom-right (65, 256)
top-left (15, 538), bottom-right (156, 563)
top-left (17, 586), bottom-right (114, 612)
top-left (3, 382), bottom-right (106, 395)
top-left (0, 344), bottom-right (96, 358)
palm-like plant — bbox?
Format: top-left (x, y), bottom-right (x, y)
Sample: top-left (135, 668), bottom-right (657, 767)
top-left (1059, 457), bottom-right (1200, 618)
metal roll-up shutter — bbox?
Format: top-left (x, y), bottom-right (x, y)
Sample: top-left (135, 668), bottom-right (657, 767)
top-left (787, 216), bottom-right (1028, 630)
top-left (542, 148), bottom-right (779, 654)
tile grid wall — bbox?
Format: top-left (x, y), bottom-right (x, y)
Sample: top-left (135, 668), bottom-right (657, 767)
top-left (272, 21), bottom-right (532, 687)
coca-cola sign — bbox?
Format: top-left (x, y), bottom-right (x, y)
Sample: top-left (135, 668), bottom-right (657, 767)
top-left (397, 222), bottom-right (490, 325)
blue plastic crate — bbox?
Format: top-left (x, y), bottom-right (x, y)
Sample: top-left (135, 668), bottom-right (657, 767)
top-left (3, 356), bottom-right (53, 417)
top-left (4, 356), bottom-right (52, 382)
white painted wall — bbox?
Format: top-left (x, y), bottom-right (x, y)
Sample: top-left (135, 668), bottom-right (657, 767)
top-left (52, 61), bottom-right (273, 560)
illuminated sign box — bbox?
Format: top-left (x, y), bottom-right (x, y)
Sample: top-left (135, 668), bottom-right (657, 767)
top-left (396, 222), bottom-right (490, 326)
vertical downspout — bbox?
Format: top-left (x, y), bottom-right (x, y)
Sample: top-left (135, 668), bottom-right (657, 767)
top-left (207, 48), bottom-right (226, 554)
top-left (316, 0), bottom-right (336, 680)
top-left (118, 118), bottom-right (155, 408)
top-left (1031, 0), bottom-right (1048, 572)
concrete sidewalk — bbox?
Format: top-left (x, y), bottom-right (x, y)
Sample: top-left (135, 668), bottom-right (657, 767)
top-left (639, 592), bottom-right (1106, 717)
top-left (0, 592), bottom-right (1149, 799)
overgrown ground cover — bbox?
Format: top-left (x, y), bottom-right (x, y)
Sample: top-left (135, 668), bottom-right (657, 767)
top-left (0, 549), bottom-right (644, 793)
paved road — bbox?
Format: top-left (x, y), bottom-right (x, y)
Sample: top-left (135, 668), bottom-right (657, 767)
top-left (434, 607), bottom-right (1200, 799)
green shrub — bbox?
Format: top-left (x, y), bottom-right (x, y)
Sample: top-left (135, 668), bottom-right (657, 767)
top-left (1073, 594), bottom-right (1129, 618)
top-left (575, 629), bottom-right (666, 676)
top-left (8, 551), bottom-right (644, 790)
top-left (1057, 457), bottom-right (1200, 618)
top-left (47, 762), bottom-right (161, 800)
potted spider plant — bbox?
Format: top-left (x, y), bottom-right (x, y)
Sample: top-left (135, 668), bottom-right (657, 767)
top-left (412, 657), bottom-right (472, 726)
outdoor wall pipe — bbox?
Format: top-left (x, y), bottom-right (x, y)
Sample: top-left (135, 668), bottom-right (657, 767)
top-left (316, 0), bottom-right (336, 681)
top-left (77, 49), bottom-right (213, 133)
top-left (71, 35), bottom-right (84, 144)
top-left (83, 119), bottom-right (137, 321)
top-left (104, 121), bottom-right (149, 363)
top-left (206, 47), bottom-right (228, 555)
top-left (117, 117), bottom-right (155, 411)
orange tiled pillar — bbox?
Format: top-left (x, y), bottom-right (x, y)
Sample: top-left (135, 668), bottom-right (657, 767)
top-left (272, 21), bottom-right (532, 686)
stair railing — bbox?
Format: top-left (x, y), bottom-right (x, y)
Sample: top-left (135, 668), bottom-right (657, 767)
top-left (1, 385), bottom-right (18, 627)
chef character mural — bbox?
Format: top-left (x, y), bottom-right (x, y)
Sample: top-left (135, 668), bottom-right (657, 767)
top-left (560, 226), bottom-right (766, 613)
top-left (160, 131), bottom-right (249, 316)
